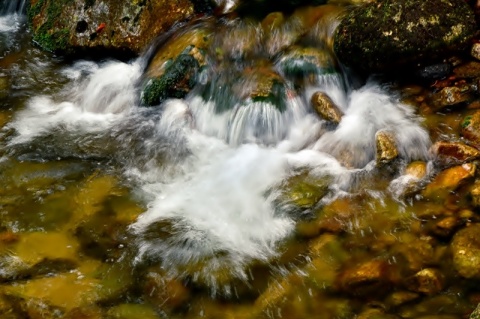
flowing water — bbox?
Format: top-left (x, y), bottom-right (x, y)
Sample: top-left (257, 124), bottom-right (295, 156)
top-left (0, 2), bottom-right (475, 319)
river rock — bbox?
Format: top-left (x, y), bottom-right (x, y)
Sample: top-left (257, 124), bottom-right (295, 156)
top-left (336, 259), bottom-right (393, 296)
top-left (142, 269), bottom-right (190, 312)
top-left (462, 111), bottom-right (480, 148)
top-left (471, 303), bottom-right (480, 319)
top-left (27, 0), bottom-right (197, 55)
top-left (452, 224), bottom-right (480, 279)
top-left (470, 180), bottom-right (480, 207)
top-left (405, 268), bottom-right (444, 295)
top-left (405, 161), bottom-right (428, 179)
top-left (311, 91), bottom-right (343, 124)
top-left (142, 26), bottom-right (212, 105)
top-left (106, 304), bottom-right (159, 319)
top-left (432, 141), bottom-right (480, 167)
top-left (278, 171), bottom-right (331, 211)
top-left (333, 0), bottom-right (476, 73)
top-left (306, 234), bottom-right (348, 291)
top-left (278, 46), bottom-right (336, 79)
top-left (472, 43), bottom-right (480, 61)
top-left (422, 163), bottom-right (476, 200)
top-left (375, 130), bottom-right (399, 165)
top-left (430, 85), bottom-right (474, 109)
top-left (454, 61), bottom-right (480, 79)
top-left (233, 65), bottom-right (289, 112)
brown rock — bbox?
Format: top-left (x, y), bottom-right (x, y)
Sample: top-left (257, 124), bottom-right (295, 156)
top-left (454, 61), bottom-right (480, 78)
top-left (430, 85), bottom-right (473, 109)
top-left (405, 268), bottom-right (444, 295)
top-left (452, 224), bottom-right (480, 279)
top-left (386, 291), bottom-right (420, 307)
top-left (422, 163), bottom-right (476, 200)
top-left (432, 141), bottom-right (480, 167)
top-left (431, 216), bottom-right (462, 238)
top-left (311, 92), bottom-right (343, 124)
top-left (462, 111), bottom-right (480, 148)
top-left (28, 0), bottom-right (196, 56)
top-left (143, 270), bottom-right (190, 311)
top-left (405, 161), bottom-right (428, 179)
top-left (337, 260), bottom-right (393, 296)
top-left (305, 234), bottom-right (348, 291)
top-left (471, 43), bottom-right (480, 61)
top-left (375, 131), bottom-right (399, 165)
top-left (470, 180), bottom-right (480, 207)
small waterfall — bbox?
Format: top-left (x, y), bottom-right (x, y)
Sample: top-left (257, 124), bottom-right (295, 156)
top-left (2, 5), bottom-right (432, 295)
top-left (0, 0), bottom-right (27, 15)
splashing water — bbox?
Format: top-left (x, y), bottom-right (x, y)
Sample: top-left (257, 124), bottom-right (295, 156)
top-left (2, 13), bottom-right (431, 294)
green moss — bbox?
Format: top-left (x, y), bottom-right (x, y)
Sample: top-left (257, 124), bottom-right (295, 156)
top-left (251, 80), bottom-right (287, 112)
top-left (142, 54), bottom-right (200, 106)
top-left (28, 0), bottom-right (73, 53)
top-left (462, 115), bottom-right (473, 129)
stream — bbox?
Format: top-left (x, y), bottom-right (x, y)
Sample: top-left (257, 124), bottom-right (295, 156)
top-left (0, 2), bottom-right (477, 319)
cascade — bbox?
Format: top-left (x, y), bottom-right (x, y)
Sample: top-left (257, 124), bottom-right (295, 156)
top-left (0, 0), bottom-right (27, 15)
top-left (1, 2), bottom-right (458, 317)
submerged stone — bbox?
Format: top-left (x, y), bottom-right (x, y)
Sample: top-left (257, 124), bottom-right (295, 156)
top-left (142, 269), bottom-right (190, 313)
top-left (405, 268), bottom-right (444, 295)
top-left (336, 259), bottom-right (394, 297)
top-left (333, 0), bottom-right (476, 73)
top-left (278, 171), bottom-right (331, 211)
top-left (461, 111), bottom-right (480, 148)
top-left (311, 91), bottom-right (343, 124)
top-left (422, 163), bottom-right (476, 200)
top-left (451, 224), bottom-right (480, 279)
top-left (106, 304), bottom-right (159, 319)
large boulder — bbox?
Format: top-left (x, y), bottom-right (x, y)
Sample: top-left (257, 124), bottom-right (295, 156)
top-left (333, 0), bottom-right (476, 73)
top-left (27, 0), bottom-right (200, 56)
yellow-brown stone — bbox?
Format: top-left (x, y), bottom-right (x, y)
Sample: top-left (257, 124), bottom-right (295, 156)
top-left (375, 131), bottom-right (399, 165)
top-left (422, 163), bottom-right (476, 199)
top-left (311, 91), bottom-right (343, 124)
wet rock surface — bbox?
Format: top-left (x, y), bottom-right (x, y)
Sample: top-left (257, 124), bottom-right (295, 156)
top-left (333, 0), bottom-right (476, 73)
top-left (27, 0), bottom-right (197, 56)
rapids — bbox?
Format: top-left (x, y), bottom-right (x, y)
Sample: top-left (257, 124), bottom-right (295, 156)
top-left (0, 1), bottom-right (453, 318)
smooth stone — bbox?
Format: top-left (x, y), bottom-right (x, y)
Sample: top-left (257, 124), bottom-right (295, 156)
top-left (432, 141), bottom-right (480, 167)
top-left (454, 61), bottom-right (480, 78)
top-left (422, 163), bottom-right (476, 200)
top-left (311, 91), bottom-right (343, 124)
top-left (470, 180), bottom-right (480, 207)
top-left (405, 161), bottom-right (428, 179)
top-left (375, 131), bottom-right (399, 165)
top-left (451, 224), bottom-right (480, 279)
top-left (462, 111), bottom-right (480, 148)
top-left (336, 259), bottom-right (393, 296)
top-left (430, 85), bottom-right (473, 109)
top-left (405, 268), bottom-right (444, 295)
top-left (472, 43), bottom-right (480, 61)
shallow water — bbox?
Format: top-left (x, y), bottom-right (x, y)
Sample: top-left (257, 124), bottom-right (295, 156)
top-left (0, 4), bottom-right (477, 319)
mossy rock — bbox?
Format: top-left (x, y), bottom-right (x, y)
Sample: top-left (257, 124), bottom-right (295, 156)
top-left (333, 0), bottom-right (476, 73)
top-left (278, 46), bottom-right (336, 78)
top-left (27, 0), bottom-right (196, 56)
top-left (141, 52), bottom-right (201, 106)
